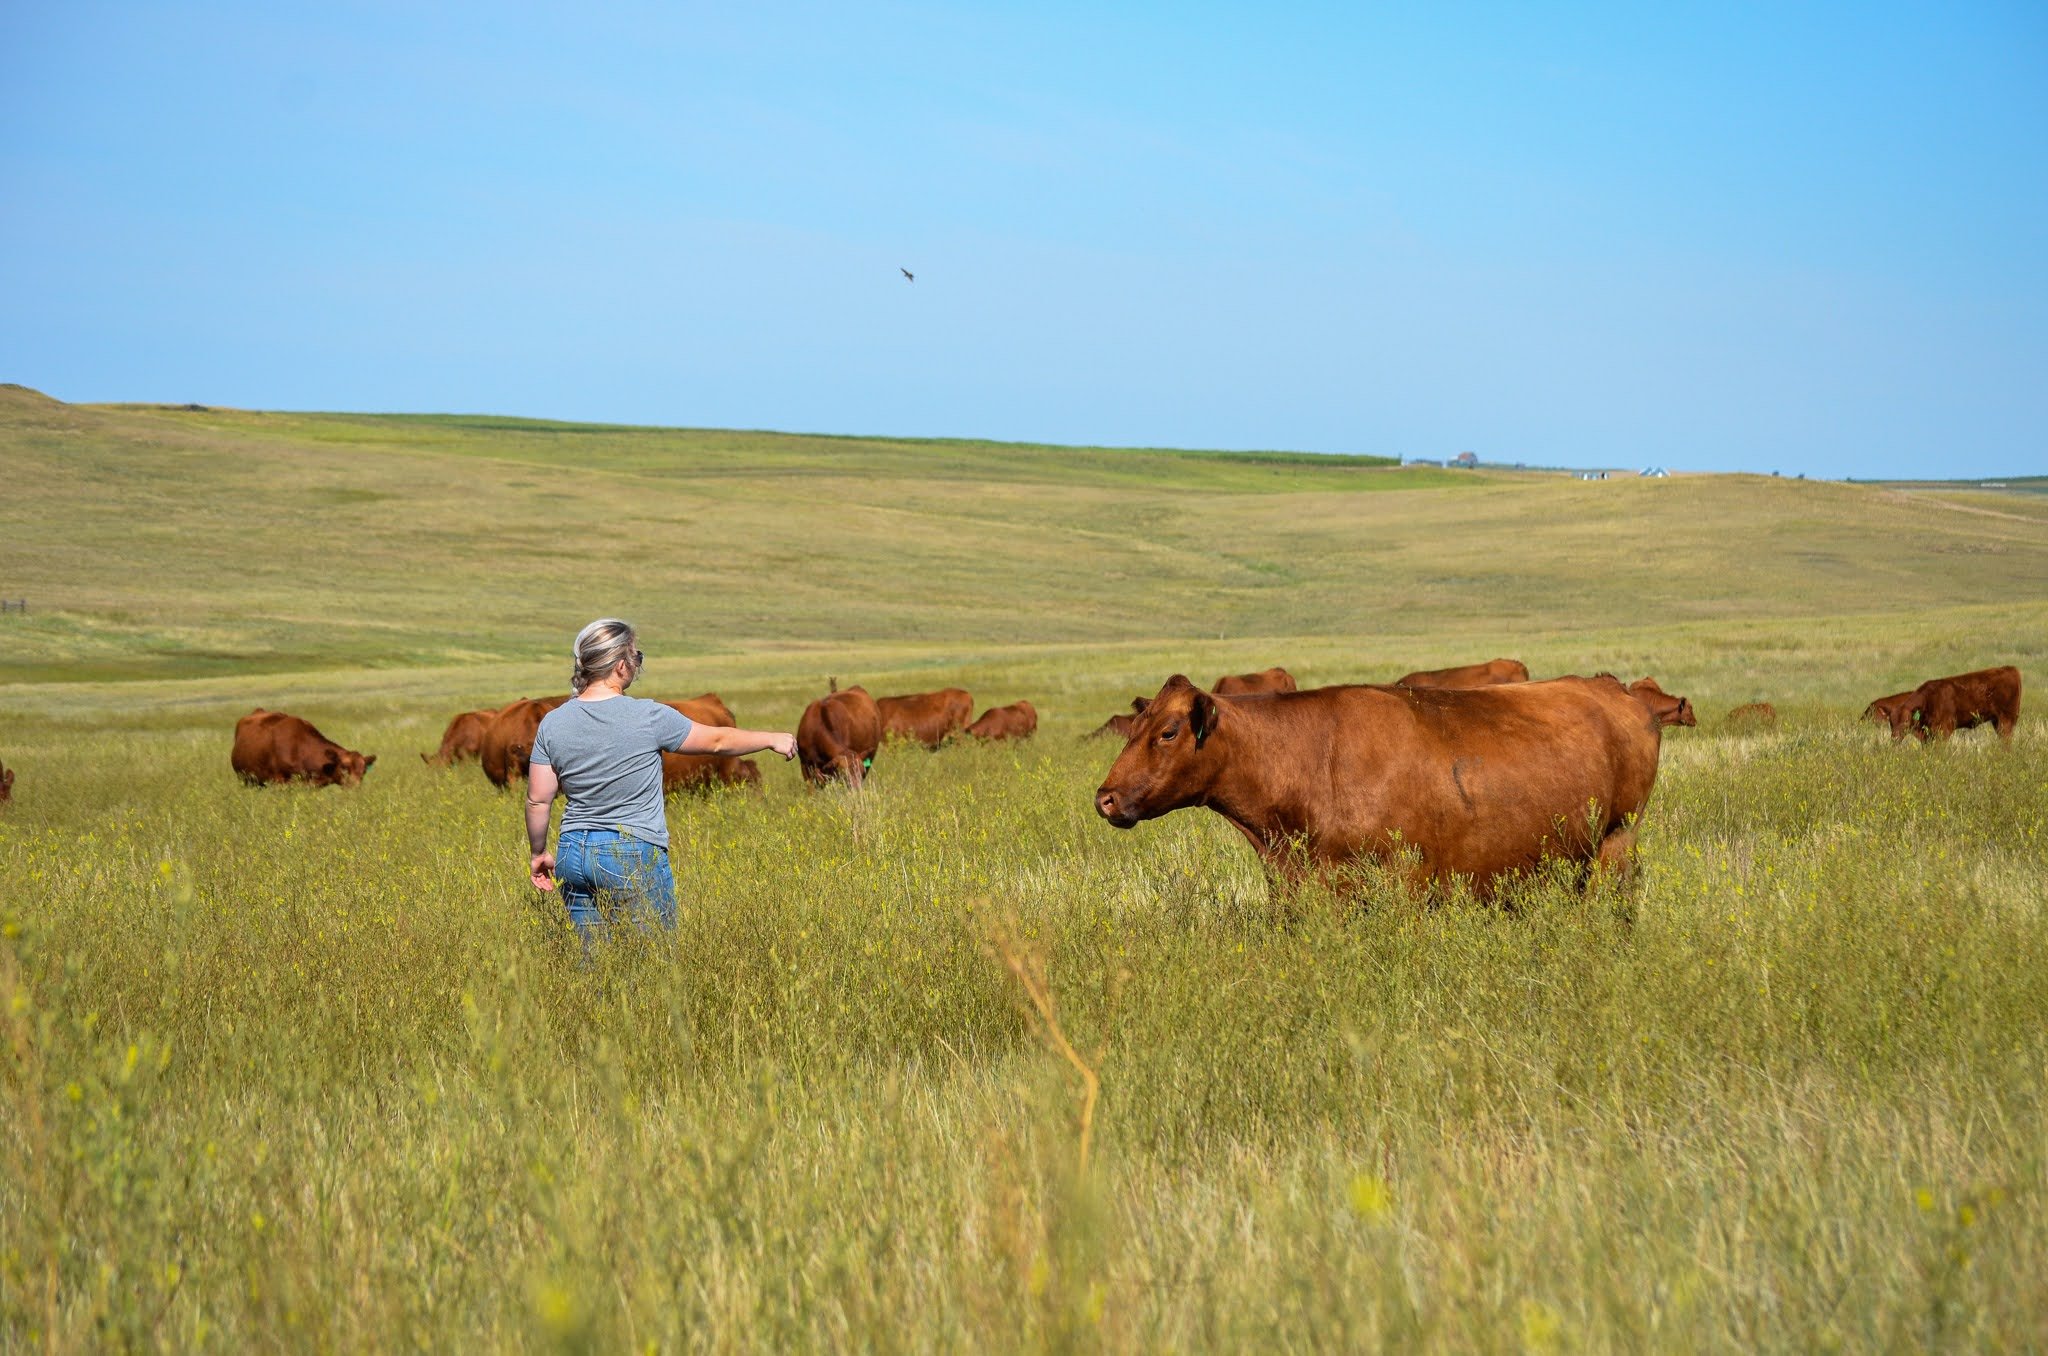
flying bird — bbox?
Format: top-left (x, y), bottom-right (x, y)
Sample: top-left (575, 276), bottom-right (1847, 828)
top-left (900, 267), bottom-right (914, 282)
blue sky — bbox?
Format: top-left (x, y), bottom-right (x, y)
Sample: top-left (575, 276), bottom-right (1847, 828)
top-left (3, 2), bottom-right (2044, 477)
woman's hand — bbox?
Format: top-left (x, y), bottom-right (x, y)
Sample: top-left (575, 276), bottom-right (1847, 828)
top-left (530, 852), bottom-right (556, 891)
top-left (766, 731), bottom-right (798, 760)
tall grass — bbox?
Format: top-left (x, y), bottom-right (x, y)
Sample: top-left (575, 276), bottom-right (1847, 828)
top-left (3, 705), bottom-right (2044, 1350)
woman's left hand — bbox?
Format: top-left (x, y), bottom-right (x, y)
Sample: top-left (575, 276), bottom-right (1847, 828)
top-left (530, 852), bottom-right (556, 891)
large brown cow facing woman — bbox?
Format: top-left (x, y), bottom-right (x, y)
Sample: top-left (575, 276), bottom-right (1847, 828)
top-left (232, 710), bottom-right (377, 788)
top-left (1094, 674), bottom-right (1660, 895)
top-left (798, 685), bottom-right (883, 787)
top-left (1213, 667), bottom-right (1297, 696)
top-left (966, 700), bottom-right (1038, 740)
top-left (480, 697), bottom-right (570, 787)
top-left (422, 708), bottom-right (499, 766)
top-left (876, 688), bottom-right (974, 749)
top-left (1903, 666), bottom-right (2022, 744)
top-left (1395, 658), bottom-right (1530, 689)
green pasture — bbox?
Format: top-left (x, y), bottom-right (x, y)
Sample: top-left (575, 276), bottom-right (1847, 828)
top-left (2, 388), bottom-right (2046, 1350)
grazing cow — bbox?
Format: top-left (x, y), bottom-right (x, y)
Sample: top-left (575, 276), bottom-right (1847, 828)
top-left (231, 710), bottom-right (376, 788)
top-left (0, 758), bottom-right (12, 805)
top-left (1086, 697), bottom-right (1151, 740)
top-left (661, 749), bottom-right (763, 794)
top-left (1905, 666), bottom-right (2022, 744)
top-left (1094, 674), bottom-right (1661, 895)
top-left (1862, 690), bottom-right (1922, 742)
top-left (966, 700), bottom-right (1038, 740)
top-left (479, 696), bottom-right (570, 787)
top-left (798, 685), bottom-right (883, 787)
top-left (421, 708), bottom-right (497, 766)
top-left (876, 688), bottom-right (974, 749)
top-left (1213, 667), bottom-right (1298, 696)
top-left (1725, 702), bottom-right (1777, 730)
top-left (1625, 677), bottom-right (1696, 728)
top-left (1395, 658), bottom-right (1531, 689)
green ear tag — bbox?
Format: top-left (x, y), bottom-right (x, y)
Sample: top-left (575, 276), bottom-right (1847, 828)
top-left (862, 757), bottom-right (874, 769)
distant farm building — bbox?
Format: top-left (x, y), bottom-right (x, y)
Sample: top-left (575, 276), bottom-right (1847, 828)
top-left (1452, 451), bottom-right (1479, 467)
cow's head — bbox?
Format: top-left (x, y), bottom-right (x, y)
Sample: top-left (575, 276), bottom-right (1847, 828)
top-left (321, 749), bottom-right (375, 787)
top-left (1095, 675), bottom-right (1220, 828)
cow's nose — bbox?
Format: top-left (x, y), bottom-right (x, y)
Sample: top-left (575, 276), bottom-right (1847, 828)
top-left (1095, 788), bottom-right (1119, 819)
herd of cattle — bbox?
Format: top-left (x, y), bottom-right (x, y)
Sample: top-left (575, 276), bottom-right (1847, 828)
top-left (0, 661), bottom-right (2022, 895)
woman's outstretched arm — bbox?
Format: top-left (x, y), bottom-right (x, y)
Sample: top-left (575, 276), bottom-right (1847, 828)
top-left (676, 724), bottom-right (798, 760)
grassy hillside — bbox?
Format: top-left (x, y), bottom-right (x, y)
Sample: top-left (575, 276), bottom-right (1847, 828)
top-left (3, 384), bottom-right (2044, 684)
top-left (2, 388), bottom-right (2045, 1350)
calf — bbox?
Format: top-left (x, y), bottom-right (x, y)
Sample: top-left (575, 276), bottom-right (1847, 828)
top-left (876, 688), bottom-right (974, 749)
top-left (664, 692), bottom-right (736, 728)
top-left (966, 700), bottom-right (1038, 740)
top-left (421, 708), bottom-right (497, 766)
top-left (1213, 667), bottom-right (1297, 696)
top-left (232, 710), bottom-right (376, 788)
top-left (1395, 658), bottom-right (1530, 689)
top-left (1086, 697), bottom-right (1151, 740)
top-left (1906, 666), bottom-right (2021, 744)
top-left (1724, 702), bottom-right (1777, 730)
top-left (798, 685), bottom-right (883, 787)
top-left (1862, 690), bottom-right (1922, 742)
top-left (1095, 675), bottom-right (1660, 895)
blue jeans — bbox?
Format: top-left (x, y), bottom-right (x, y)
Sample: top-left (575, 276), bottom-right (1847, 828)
top-left (555, 828), bottom-right (676, 946)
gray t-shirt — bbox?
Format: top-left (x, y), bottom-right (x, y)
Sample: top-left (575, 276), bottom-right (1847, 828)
top-left (529, 695), bottom-right (694, 848)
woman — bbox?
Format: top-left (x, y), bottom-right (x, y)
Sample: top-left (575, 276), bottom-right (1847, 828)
top-left (525, 618), bottom-right (796, 942)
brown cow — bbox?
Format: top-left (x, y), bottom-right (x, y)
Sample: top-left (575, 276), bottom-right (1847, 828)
top-left (421, 708), bottom-right (497, 766)
top-left (0, 758), bottom-right (12, 805)
top-left (966, 700), bottom-right (1038, 740)
top-left (1625, 677), bottom-right (1696, 728)
top-left (1395, 658), bottom-right (1531, 689)
top-left (798, 685), bottom-right (883, 787)
top-left (231, 710), bottom-right (377, 788)
top-left (1725, 702), bottom-right (1778, 730)
top-left (479, 696), bottom-right (569, 787)
top-left (1905, 666), bottom-right (2022, 744)
top-left (1086, 697), bottom-right (1151, 740)
top-left (1862, 690), bottom-right (1922, 742)
top-left (661, 749), bottom-right (763, 794)
top-left (876, 688), bottom-right (974, 749)
top-left (1213, 667), bottom-right (1297, 696)
top-left (1095, 674), bottom-right (1660, 894)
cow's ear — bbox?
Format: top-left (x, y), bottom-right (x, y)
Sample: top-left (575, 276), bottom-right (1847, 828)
top-left (321, 756), bottom-right (339, 779)
top-left (363, 754), bottom-right (377, 770)
top-left (1131, 697), bottom-right (1150, 714)
top-left (1190, 689), bottom-right (1218, 748)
